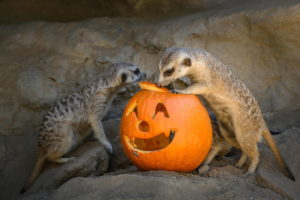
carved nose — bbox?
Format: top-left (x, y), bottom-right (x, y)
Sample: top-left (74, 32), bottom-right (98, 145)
top-left (139, 121), bottom-right (150, 132)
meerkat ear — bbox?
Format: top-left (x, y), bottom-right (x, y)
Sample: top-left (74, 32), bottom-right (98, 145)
top-left (121, 73), bottom-right (127, 83)
top-left (182, 57), bottom-right (192, 67)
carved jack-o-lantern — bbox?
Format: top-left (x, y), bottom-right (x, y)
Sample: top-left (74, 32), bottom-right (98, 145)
top-left (121, 82), bottom-right (212, 171)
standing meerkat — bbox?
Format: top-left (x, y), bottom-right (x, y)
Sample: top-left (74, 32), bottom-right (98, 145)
top-left (157, 47), bottom-right (295, 180)
top-left (21, 63), bottom-right (146, 193)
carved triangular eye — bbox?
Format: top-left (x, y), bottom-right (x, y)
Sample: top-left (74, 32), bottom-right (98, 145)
top-left (153, 103), bottom-right (169, 118)
top-left (125, 101), bottom-right (138, 118)
top-left (133, 106), bottom-right (138, 118)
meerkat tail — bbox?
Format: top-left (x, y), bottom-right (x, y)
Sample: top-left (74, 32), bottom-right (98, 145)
top-left (262, 130), bottom-right (296, 181)
top-left (20, 148), bottom-right (47, 193)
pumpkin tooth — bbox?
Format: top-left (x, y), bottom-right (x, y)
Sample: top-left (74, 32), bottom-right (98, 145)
top-left (129, 137), bottom-right (137, 148)
top-left (169, 130), bottom-right (175, 142)
top-left (164, 131), bottom-right (170, 138)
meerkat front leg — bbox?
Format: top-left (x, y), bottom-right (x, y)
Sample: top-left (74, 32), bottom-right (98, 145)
top-left (89, 116), bottom-right (113, 154)
top-left (171, 83), bottom-right (208, 95)
top-left (198, 146), bottom-right (221, 174)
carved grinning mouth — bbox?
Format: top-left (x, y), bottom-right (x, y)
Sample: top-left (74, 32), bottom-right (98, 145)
top-left (124, 102), bottom-right (176, 152)
top-left (124, 129), bottom-right (176, 152)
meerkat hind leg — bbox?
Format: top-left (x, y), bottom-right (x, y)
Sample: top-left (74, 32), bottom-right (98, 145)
top-left (235, 152), bottom-right (248, 168)
top-left (244, 148), bottom-right (259, 175)
top-left (236, 136), bottom-right (260, 175)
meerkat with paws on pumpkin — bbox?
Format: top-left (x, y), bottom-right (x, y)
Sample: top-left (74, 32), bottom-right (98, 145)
top-left (21, 62), bottom-right (146, 193)
top-left (157, 47), bottom-right (295, 180)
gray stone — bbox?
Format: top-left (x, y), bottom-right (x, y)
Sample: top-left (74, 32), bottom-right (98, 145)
top-left (49, 169), bottom-right (283, 200)
top-left (21, 141), bottom-right (109, 196)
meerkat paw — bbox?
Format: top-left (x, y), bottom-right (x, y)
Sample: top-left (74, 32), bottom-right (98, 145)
top-left (235, 161), bottom-right (245, 168)
top-left (242, 171), bottom-right (253, 178)
top-left (235, 153), bottom-right (247, 168)
top-left (102, 141), bottom-right (113, 154)
top-left (169, 88), bottom-right (179, 94)
top-left (198, 165), bottom-right (210, 174)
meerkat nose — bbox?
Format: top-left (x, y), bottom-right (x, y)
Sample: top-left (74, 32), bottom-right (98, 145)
top-left (138, 73), bottom-right (147, 81)
top-left (141, 73), bottom-right (147, 80)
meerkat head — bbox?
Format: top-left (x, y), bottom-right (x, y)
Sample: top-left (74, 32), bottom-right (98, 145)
top-left (157, 48), bottom-right (193, 86)
top-left (113, 62), bottom-right (146, 85)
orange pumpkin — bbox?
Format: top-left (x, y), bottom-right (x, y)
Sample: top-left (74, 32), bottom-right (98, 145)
top-left (121, 81), bottom-right (212, 171)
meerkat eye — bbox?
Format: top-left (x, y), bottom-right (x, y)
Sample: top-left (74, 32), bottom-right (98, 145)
top-left (121, 73), bottom-right (127, 83)
top-left (163, 68), bottom-right (175, 77)
top-left (133, 68), bottom-right (140, 75)
top-left (182, 57), bottom-right (191, 67)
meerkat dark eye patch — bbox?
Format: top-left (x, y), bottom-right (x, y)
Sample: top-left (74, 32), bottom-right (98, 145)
top-left (133, 68), bottom-right (140, 75)
top-left (121, 73), bottom-right (127, 83)
top-left (163, 68), bottom-right (175, 77)
top-left (182, 57), bottom-right (191, 67)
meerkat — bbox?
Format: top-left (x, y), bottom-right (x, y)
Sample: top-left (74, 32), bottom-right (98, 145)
top-left (198, 111), bottom-right (232, 174)
top-left (157, 47), bottom-right (295, 180)
top-left (21, 63), bottom-right (146, 193)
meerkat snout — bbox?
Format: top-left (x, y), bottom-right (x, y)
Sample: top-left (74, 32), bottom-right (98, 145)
top-left (138, 71), bottom-right (147, 81)
top-left (118, 63), bottom-right (147, 84)
top-left (157, 48), bottom-right (193, 87)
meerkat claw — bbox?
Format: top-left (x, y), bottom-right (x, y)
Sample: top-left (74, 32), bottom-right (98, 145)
top-left (242, 172), bottom-right (252, 178)
top-left (198, 165), bottom-right (210, 174)
top-left (169, 88), bottom-right (179, 94)
top-left (103, 142), bottom-right (113, 155)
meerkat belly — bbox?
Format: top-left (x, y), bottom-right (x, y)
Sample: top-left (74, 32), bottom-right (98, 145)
top-left (204, 94), bottom-right (237, 141)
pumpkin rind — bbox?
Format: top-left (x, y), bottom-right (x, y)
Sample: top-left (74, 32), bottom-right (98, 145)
top-left (121, 82), bottom-right (212, 172)
top-left (139, 81), bottom-right (169, 92)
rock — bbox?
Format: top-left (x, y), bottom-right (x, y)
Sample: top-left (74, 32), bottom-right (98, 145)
top-left (0, 0), bottom-right (222, 23)
top-left (21, 141), bottom-right (109, 196)
top-left (256, 127), bottom-right (300, 200)
top-left (21, 191), bottom-right (51, 200)
top-left (264, 110), bottom-right (300, 132)
top-left (47, 169), bottom-right (282, 200)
